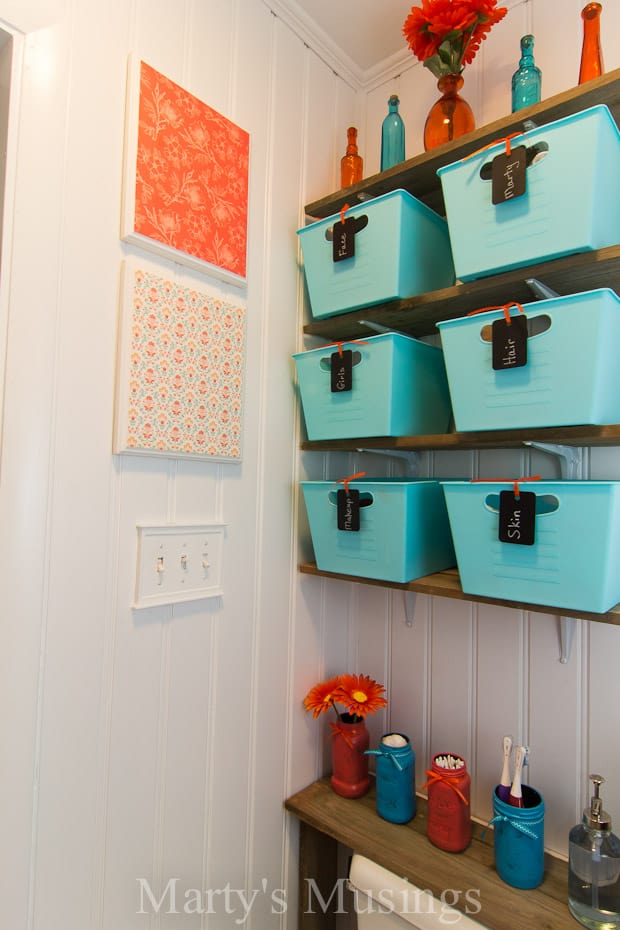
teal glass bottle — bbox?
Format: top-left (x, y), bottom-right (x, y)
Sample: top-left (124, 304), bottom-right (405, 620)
top-left (381, 95), bottom-right (405, 171)
top-left (511, 35), bottom-right (542, 112)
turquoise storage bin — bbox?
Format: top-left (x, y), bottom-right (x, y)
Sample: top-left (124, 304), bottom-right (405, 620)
top-left (436, 288), bottom-right (620, 432)
top-left (436, 105), bottom-right (620, 282)
top-left (293, 333), bottom-right (452, 440)
top-left (491, 786), bottom-right (545, 890)
top-left (441, 480), bottom-right (620, 613)
top-left (297, 190), bottom-right (455, 319)
top-left (301, 478), bottom-right (456, 583)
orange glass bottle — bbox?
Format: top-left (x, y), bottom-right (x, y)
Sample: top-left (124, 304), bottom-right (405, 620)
top-left (579, 2), bottom-right (604, 84)
top-left (340, 127), bottom-right (363, 188)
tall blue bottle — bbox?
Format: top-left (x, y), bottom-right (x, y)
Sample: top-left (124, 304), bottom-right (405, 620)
top-left (511, 35), bottom-right (542, 112)
top-left (366, 733), bottom-right (416, 824)
top-left (381, 95), bottom-right (405, 171)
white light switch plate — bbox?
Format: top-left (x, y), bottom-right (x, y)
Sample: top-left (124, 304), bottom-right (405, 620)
top-left (134, 523), bottom-right (226, 609)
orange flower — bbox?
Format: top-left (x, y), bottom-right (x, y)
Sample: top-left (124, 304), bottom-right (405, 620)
top-left (403, 0), bottom-right (507, 77)
top-left (303, 676), bottom-right (341, 719)
top-left (333, 674), bottom-right (388, 719)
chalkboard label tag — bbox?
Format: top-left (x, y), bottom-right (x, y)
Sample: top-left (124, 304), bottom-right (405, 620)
top-left (492, 315), bottom-right (528, 370)
top-left (331, 349), bottom-right (353, 393)
top-left (332, 216), bottom-right (356, 262)
top-left (499, 490), bottom-right (536, 546)
top-left (337, 488), bottom-right (360, 532)
top-left (492, 145), bottom-right (527, 204)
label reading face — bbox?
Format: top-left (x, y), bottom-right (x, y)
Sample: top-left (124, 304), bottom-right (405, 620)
top-left (492, 315), bottom-right (528, 370)
top-left (491, 145), bottom-right (527, 204)
top-left (337, 488), bottom-right (360, 532)
top-left (498, 490), bottom-right (536, 546)
top-left (331, 349), bottom-right (353, 393)
top-left (332, 216), bottom-right (356, 262)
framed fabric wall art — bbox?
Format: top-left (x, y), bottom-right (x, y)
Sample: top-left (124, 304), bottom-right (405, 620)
top-left (121, 56), bottom-right (250, 287)
top-left (114, 261), bottom-right (246, 461)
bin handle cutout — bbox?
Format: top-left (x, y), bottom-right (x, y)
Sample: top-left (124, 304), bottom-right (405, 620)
top-left (320, 350), bottom-right (362, 371)
top-left (328, 489), bottom-right (373, 507)
top-left (324, 213), bottom-right (369, 241)
top-left (480, 314), bottom-right (551, 342)
top-left (484, 493), bottom-right (559, 515)
top-left (478, 141), bottom-right (549, 180)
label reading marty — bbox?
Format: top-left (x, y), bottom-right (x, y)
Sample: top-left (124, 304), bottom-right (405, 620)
top-left (491, 145), bottom-right (527, 204)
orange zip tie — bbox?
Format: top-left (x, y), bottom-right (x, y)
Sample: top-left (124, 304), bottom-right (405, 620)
top-left (317, 339), bottom-right (370, 356)
top-left (471, 475), bottom-right (542, 499)
top-left (340, 202), bottom-right (350, 226)
top-left (337, 471), bottom-right (366, 494)
top-left (467, 301), bottom-right (526, 326)
top-left (462, 130), bottom-right (525, 162)
top-left (421, 771), bottom-right (469, 805)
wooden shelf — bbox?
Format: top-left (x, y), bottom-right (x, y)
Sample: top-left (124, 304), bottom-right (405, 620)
top-left (301, 423), bottom-right (620, 452)
top-left (304, 69), bottom-right (620, 221)
top-left (302, 244), bottom-right (620, 341)
top-left (299, 562), bottom-right (620, 625)
top-left (285, 778), bottom-right (569, 930)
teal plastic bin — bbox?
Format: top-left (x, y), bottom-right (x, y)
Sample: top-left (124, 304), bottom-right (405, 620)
top-left (441, 480), bottom-right (620, 613)
top-left (297, 190), bottom-right (455, 319)
top-left (293, 333), bottom-right (452, 440)
top-left (437, 105), bottom-right (620, 282)
top-left (301, 478), bottom-right (456, 583)
top-left (436, 288), bottom-right (620, 431)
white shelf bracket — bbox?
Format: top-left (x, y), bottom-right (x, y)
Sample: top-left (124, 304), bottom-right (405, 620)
top-left (523, 440), bottom-right (583, 663)
top-left (355, 448), bottom-right (420, 477)
top-left (404, 591), bottom-right (417, 627)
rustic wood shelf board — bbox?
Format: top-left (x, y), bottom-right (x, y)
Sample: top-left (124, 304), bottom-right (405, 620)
top-left (304, 70), bottom-right (620, 220)
top-left (299, 562), bottom-right (620, 625)
top-left (285, 778), bottom-right (570, 930)
top-left (301, 245), bottom-right (620, 341)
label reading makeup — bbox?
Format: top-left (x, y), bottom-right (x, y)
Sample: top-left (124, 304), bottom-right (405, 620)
top-left (331, 349), bottom-right (353, 392)
top-left (337, 488), bottom-right (360, 532)
top-left (492, 146), bottom-right (527, 204)
top-left (492, 315), bottom-right (528, 370)
top-left (499, 490), bottom-right (536, 546)
top-left (332, 217), bottom-right (356, 262)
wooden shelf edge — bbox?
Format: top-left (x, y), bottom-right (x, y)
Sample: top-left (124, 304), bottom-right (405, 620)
top-left (285, 778), bottom-right (569, 930)
top-left (298, 562), bottom-right (620, 625)
top-left (301, 244), bottom-right (620, 341)
top-left (301, 423), bottom-right (620, 452)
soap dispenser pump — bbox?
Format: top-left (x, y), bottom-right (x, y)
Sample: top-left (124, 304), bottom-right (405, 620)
top-left (568, 774), bottom-right (620, 929)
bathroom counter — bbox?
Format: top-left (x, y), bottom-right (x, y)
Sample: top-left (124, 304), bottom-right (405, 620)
top-left (285, 778), bottom-right (570, 930)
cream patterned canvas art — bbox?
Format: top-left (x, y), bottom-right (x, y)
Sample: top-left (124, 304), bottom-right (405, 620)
top-left (114, 261), bottom-right (246, 461)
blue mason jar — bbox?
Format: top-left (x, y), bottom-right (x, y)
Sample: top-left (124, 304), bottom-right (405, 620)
top-left (367, 733), bottom-right (416, 824)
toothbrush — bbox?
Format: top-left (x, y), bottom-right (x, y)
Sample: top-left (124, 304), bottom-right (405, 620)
top-left (508, 745), bottom-right (528, 808)
top-left (497, 735), bottom-right (513, 802)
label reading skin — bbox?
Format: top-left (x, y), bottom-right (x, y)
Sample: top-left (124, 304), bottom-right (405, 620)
top-left (499, 490), bottom-right (536, 546)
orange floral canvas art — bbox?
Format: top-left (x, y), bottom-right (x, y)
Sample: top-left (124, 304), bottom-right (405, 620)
top-left (122, 58), bottom-right (250, 286)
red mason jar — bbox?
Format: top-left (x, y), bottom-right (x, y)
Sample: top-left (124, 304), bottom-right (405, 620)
top-left (330, 715), bottom-right (370, 798)
top-left (425, 753), bottom-right (471, 852)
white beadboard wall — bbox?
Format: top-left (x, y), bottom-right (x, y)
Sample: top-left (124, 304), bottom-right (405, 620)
top-left (0, 2), bottom-right (619, 930)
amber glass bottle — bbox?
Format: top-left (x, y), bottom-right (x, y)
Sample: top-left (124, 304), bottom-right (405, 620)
top-left (340, 127), bottom-right (363, 188)
top-left (579, 2), bottom-right (604, 84)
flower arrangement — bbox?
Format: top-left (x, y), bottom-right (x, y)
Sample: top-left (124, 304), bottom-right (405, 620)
top-left (403, 0), bottom-right (508, 78)
top-left (303, 673), bottom-right (387, 722)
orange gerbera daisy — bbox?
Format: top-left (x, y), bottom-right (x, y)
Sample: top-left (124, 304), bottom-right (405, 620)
top-left (303, 676), bottom-right (341, 719)
top-left (333, 674), bottom-right (388, 719)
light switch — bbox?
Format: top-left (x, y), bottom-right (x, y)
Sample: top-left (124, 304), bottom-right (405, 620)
top-left (134, 523), bottom-right (225, 609)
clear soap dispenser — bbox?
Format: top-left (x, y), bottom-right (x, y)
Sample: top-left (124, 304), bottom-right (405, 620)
top-left (569, 774), bottom-right (620, 929)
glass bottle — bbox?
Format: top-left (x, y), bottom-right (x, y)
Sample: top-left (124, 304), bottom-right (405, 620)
top-left (366, 733), bottom-right (416, 824)
top-left (511, 35), bottom-right (542, 112)
top-left (568, 774), bottom-right (620, 929)
top-left (340, 126), bottom-right (363, 188)
top-left (381, 95), bottom-right (405, 171)
top-left (579, 3), bottom-right (604, 84)
top-left (425, 752), bottom-right (471, 853)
